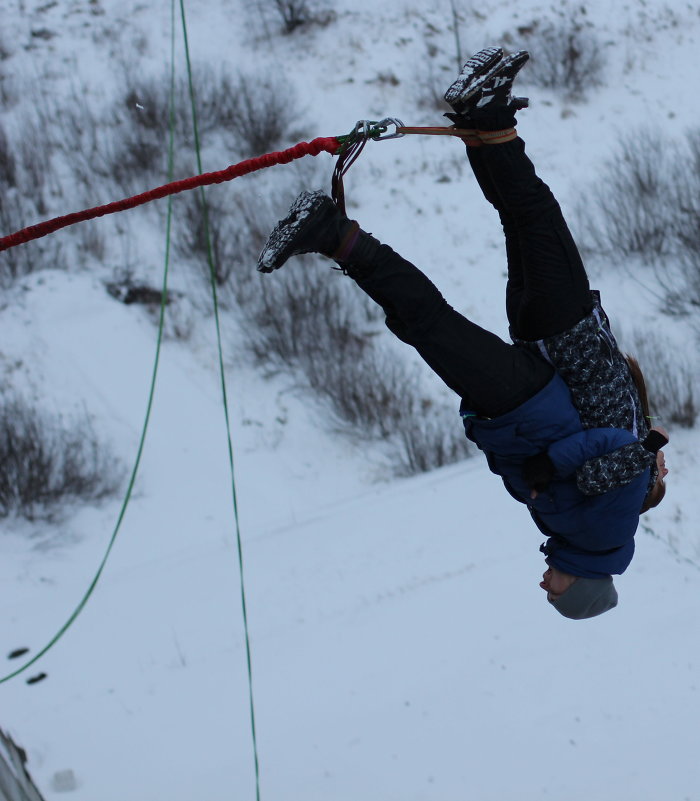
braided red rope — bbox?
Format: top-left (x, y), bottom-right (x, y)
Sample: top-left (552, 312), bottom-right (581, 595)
top-left (0, 136), bottom-right (341, 253)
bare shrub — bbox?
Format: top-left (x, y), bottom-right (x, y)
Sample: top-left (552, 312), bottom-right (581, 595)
top-left (242, 260), bottom-right (469, 475)
top-left (0, 395), bottom-right (124, 521)
top-left (225, 71), bottom-right (301, 158)
top-left (16, 117), bottom-right (53, 205)
top-left (0, 46), bottom-right (16, 108)
top-left (584, 129), bottom-right (700, 311)
top-left (173, 184), bottom-right (469, 475)
top-left (174, 191), bottom-right (239, 287)
top-left (301, 336), bottom-right (470, 474)
top-left (108, 65), bottom-right (300, 191)
top-left (243, 262), bottom-right (371, 369)
top-left (667, 130), bottom-right (700, 304)
top-left (411, 52), bottom-right (453, 116)
top-left (390, 393), bottom-right (471, 476)
top-left (0, 122), bottom-right (16, 188)
top-left (176, 181), bottom-right (327, 310)
top-left (123, 64), bottom-right (239, 145)
top-left (42, 91), bottom-right (117, 198)
top-left (109, 124), bottom-right (169, 193)
top-left (628, 332), bottom-right (698, 428)
top-left (266, 0), bottom-right (335, 34)
top-left (521, 16), bottom-right (606, 98)
top-left (275, 0), bottom-right (311, 32)
top-left (0, 193), bottom-right (66, 287)
top-left (1, 114), bottom-right (53, 208)
top-left (586, 131), bottom-right (676, 259)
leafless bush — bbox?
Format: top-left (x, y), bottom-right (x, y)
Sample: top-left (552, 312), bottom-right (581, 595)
top-left (0, 193), bottom-right (66, 287)
top-left (174, 191), bottom-right (239, 287)
top-left (109, 124), bottom-right (170, 194)
top-left (225, 71), bottom-right (301, 158)
top-left (390, 393), bottom-right (471, 476)
top-left (274, 0), bottom-right (312, 32)
top-left (244, 263), bottom-right (371, 368)
top-left (0, 395), bottom-right (124, 521)
top-left (1, 114), bottom-right (54, 208)
top-left (123, 64), bottom-right (239, 145)
top-left (521, 16), bottom-right (606, 98)
top-left (242, 260), bottom-right (469, 475)
top-left (173, 183), bottom-right (469, 475)
top-left (584, 130), bottom-right (700, 311)
top-left (176, 182), bottom-right (329, 311)
top-left (0, 123), bottom-right (16, 188)
top-left (412, 53), bottom-right (453, 116)
top-left (263, 0), bottom-right (335, 34)
top-left (586, 131), bottom-right (677, 259)
top-left (628, 331), bottom-right (697, 428)
top-left (0, 47), bottom-right (16, 108)
top-left (41, 91), bottom-right (117, 199)
top-left (300, 336), bottom-right (470, 474)
top-left (300, 338), bottom-right (398, 437)
top-left (16, 117), bottom-right (53, 204)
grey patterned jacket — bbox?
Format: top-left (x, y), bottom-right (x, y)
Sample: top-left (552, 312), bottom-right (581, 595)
top-left (515, 291), bottom-right (657, 497)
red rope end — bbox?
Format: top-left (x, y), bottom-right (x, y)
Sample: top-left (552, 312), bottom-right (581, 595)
top-left (0, 136), bottom-right (342, 254)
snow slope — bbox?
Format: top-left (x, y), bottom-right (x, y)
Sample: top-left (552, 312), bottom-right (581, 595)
top-left (1, 1), bottom-right (700, 799)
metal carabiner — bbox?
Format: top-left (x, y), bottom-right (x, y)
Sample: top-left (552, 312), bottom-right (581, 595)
top-left (371, 117), bottom-right (405, 140)
top-left (350, 119), bottom-right (373, 141)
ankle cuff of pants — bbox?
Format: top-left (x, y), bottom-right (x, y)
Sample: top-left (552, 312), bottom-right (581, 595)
top-left (478, 127), bottom-right (517, 145)
top-left (456, 128), bottom-right (482, 147)
top-left (331, 220), bottom-right (360, 262)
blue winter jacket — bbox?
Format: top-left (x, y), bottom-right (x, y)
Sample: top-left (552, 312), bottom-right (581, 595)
top-left (460, 373), bottom-right (650, 578)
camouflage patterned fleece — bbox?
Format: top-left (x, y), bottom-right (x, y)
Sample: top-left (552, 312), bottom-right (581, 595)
top-left (515, 291), bottom-right (658, 497)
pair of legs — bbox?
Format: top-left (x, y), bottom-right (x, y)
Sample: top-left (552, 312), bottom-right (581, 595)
top-left (347, 131), bottom-right (592, 417)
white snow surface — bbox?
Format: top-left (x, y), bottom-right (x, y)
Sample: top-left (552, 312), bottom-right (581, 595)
top-left (2, 1), bottom-right (700, 799)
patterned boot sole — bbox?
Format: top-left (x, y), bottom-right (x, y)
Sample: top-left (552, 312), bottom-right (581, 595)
top-left (446, 50), bottom-right (529, 113)
top-left (475, 51), bottom-right (530, 110)
top-left (257, 190), bottom-right (334, 273)
top-left (444, 46), bottom-right (503, 109)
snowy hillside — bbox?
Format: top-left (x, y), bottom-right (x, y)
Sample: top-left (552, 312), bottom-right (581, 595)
top-left (1, 1), bottom-right (700, 799)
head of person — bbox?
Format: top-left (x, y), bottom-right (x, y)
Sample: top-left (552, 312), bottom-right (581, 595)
top-left (540, 565), bottom-right (618, 620)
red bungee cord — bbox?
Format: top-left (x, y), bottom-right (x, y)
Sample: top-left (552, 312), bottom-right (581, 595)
top-left (0, 136), bottom-right (341, 254)
top-left (0, 119), bottom-right (467, 255)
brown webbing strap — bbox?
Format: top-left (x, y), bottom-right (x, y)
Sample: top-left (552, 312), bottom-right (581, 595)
top-left (396, 126), bottom-right (475, 137)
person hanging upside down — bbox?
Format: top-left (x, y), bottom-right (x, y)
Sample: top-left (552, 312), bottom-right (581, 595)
top-left (256, 48), bottom-right (669, 620)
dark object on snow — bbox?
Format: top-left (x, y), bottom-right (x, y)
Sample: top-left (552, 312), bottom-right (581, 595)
top-left (25, 672), bottom-right (47, 685)
top-left (106, 280), bottom-right (169, 306)
top-left (8, 647), bottom-right (30, 660)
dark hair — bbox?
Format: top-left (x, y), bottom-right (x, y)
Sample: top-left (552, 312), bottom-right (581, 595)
top-left (625, 354), bottom-right (666, 513)
top-left (640, 480), bottom-right (666, 513)
top-left (625, 354), bottom-right (650, 421)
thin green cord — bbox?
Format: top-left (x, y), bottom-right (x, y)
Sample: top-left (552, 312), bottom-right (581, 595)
top-left (0, 2), bottom-right (179, 686)
top-left (177, 3), bottom-right (261, 799)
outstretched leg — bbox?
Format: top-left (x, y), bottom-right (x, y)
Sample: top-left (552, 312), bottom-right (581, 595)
top-left (258, 191), bottom-right (553, 417)
top-left (470, 126), bottom-right (592, 341)
top-left (445, 52), bottom-right (592, 341)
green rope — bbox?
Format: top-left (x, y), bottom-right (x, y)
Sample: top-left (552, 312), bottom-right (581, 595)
top-left (0, 0), bottom-right (179, 686)
top-left (177, 3), bottom-right (262, 800)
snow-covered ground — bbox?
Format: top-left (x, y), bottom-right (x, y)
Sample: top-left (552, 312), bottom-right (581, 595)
top-left (1, 1), bottom-right (700, 799)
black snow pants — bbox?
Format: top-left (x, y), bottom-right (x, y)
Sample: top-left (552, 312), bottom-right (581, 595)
top-left (350, 136), bottom-right (593, 418)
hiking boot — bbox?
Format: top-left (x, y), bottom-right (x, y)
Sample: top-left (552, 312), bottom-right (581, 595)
top-left (257, 191), bottom-right (355, 273)
top-left (445, 50), bottom-right (529, 116)
top-left (474, 50), bottom-right (530, 112)
top-left (444, 47), bottom-right (503, 113)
